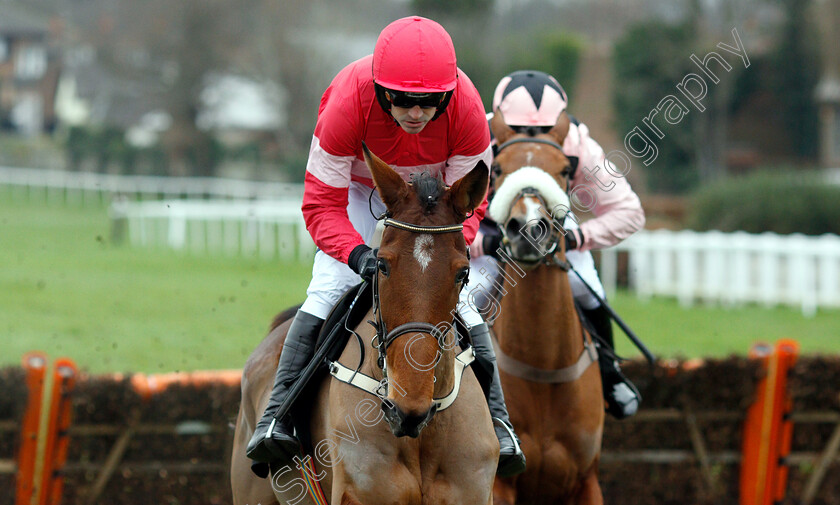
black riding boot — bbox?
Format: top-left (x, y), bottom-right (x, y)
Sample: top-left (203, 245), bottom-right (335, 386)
top-left (246, 310), bottom-right (324, 466)
top-left (582, 304), bottom-right (641, 420)
top-left (470, 323), bottom-right (527, 477)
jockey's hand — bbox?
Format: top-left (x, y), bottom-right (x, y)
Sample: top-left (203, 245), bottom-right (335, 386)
top-left (564, 229), bottom-right (583, 251)
top-left (471, 230), bottom-right (503, 260)
top-left (348, 244), bottom-right (379, 281)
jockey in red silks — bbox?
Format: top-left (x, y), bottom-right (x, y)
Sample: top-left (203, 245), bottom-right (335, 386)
top-left (246, 16), bottom-right (526, 477)
top-left (476, 70), bottom-right (646, 419)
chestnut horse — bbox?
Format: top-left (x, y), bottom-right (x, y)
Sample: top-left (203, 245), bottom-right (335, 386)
top-left (487, 111), bottom-right (604, 505)
top-left (231, 145), bottom-right (498, 505)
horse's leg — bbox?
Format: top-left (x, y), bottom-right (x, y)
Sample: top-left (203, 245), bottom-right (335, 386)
top-left (232, 319), bottom-right (293, 505)
top-left (493, 476), bottom-right (517, 505)
top-left (231, 406), bottom-right (279, 505)
top-left (573, 468), bottom-right (603, 505)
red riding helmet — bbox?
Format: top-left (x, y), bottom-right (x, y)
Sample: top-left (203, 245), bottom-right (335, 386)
top-left (492, 70), bottom-right (568, 127)
top-left (373, 16), bottom-right (458, 93)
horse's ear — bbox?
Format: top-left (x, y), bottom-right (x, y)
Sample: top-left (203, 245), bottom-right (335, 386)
top-left (363, 142), bottom-right (408, 211)
top-left (548, 111), bottom-right (570, 144)
top-left (450, 161), bottom-right (489, 219)
top-left (490, 109), bottom-right (516, 146)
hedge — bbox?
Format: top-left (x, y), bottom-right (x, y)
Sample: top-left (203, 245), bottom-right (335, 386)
top-left (686, 170), bottom-right (840, 236)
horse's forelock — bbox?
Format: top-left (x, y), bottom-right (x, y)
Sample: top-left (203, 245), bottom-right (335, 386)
top-left (409, 171), bottom-right (445, 213)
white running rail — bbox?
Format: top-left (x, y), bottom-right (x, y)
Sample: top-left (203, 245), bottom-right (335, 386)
top-left (0, 166), bottom-right (304, 204)
top-left (110, 199), bottom-right (315, 261)
top-left (600, 229), bottom-right (840, 316)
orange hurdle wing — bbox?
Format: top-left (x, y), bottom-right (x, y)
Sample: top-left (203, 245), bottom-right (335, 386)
top-left (16, 352), bottom-right (48, 505)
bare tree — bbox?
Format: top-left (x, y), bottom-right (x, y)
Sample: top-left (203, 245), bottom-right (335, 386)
top-left (134, 0), bottom-right (243, 176)
top-left (237, 0), bottom-right (317, 176)
top-left (76, 0), bottom-right (248, 176)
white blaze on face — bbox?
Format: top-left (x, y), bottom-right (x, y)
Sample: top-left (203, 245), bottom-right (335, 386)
top-left (522, 196), bottom-right (544, 223)
top-left (414, 234), bottom-right (434, 272)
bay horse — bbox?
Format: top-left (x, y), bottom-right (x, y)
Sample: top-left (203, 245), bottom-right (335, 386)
top-left (487, 111), bottom-right (605, 505)
top-left (231, 145), bottom-right (498, 505)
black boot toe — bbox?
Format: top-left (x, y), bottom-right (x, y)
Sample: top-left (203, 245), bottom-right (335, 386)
top-left (498, 446), bottom-right (527, 477)
top-left (246, 418), bottom-right (302, 464)
top-left (494, 418), bottom-right (526, 477)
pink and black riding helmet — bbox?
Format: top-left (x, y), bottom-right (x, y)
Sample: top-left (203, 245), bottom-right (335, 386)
top-left (373, 16), bottom-right (458, 121)
top-left (492, 70), bottom-right (568, 129)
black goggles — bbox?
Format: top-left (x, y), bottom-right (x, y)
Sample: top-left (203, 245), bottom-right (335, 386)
top-left (385, 90), bottom-right (446, 109)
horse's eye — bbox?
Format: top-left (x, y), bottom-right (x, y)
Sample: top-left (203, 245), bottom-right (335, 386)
top-left (455, 267), bottom-right (469, 285)
top-left (561, 165), bottom-right (572, 177)
top-left (378, 258), bottom-right (390, 277)
top-left (491, 163), bottom-right (502, 177)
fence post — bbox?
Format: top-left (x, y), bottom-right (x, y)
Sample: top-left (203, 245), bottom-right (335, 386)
top-left (676, 230), bottom-right (699, 307)
top-left (40, 358), bottom-right (77, 505)
top-left (817, 234), bottom-right (840, 308)
top-left (729, 231), bottom-right (751, 306)
top-left (739, 339), bottom-right (799, 505)
top-left (16, 352), bottom-right (48, 505)
top-left (600, 248), bottom-right (618, 299)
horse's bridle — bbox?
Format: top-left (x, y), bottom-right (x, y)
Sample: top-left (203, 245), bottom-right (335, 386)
top-left (371, 216), bottom-right (469, 375)
top-left (496, 136), bottom-right (566, 153)
top-left (494, 137), bottom-right (571, 270)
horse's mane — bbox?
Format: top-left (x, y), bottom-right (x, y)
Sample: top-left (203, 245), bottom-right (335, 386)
top-left (410, 171), bottom-right (445, 214)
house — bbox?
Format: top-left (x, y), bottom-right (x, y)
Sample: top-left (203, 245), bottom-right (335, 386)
top-left (0, 3), bottom-right (60, 135)
top-left (196, 73), bottom-right (285, 147)
top-left (54, 45), bottom-right (167, 136)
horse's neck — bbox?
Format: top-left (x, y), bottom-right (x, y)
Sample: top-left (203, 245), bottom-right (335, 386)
top-left (497, 262), bottom-right (584, 369)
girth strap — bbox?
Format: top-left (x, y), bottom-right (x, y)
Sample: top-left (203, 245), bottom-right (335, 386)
top-left (492, 337), bottom-right (597, 384)
top-left (328, 347), bottom-right (476, 411)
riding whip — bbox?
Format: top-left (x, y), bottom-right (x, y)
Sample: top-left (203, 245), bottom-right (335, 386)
top-left (569, 266), bottom-right (656, 369)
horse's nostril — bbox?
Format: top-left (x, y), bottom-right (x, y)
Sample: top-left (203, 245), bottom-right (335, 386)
top-left (535, 218), bottom-right (552, 235)
top-left (506, 218), bottom-right (523, 236)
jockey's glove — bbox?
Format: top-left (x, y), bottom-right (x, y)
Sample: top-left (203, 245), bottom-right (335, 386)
top-left (565, 229), bottom-right (584, 251)
top-left (348, 244), bottom-right (379, 281)
top-left (482, 231), bottom-right (503, 260)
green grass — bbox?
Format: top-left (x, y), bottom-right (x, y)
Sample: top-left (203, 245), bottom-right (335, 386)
top-left (0, 194), bottom-right (310, 374)
top-left (1, 193), bottom-right (837, 374)
top-left (610, 291), bottom-right (838, 360)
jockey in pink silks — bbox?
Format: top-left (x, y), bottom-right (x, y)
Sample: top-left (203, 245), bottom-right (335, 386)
top-left (474, 70), bottom-right (646, 419)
